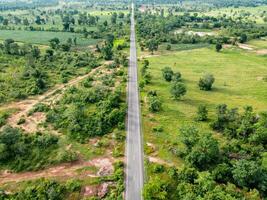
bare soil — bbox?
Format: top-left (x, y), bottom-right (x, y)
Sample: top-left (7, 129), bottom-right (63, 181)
top-left (0, 157), bottom-right (113, 185)
top-left (147, 156), bottom-right (174, 167)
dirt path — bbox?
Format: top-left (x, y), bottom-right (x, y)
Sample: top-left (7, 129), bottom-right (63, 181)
top-left (0, 157), bottom-right (113, 184)
top-left (237, 43), bottom-right (255, 50)
top-left (2, 67), bottom-right (101, 133)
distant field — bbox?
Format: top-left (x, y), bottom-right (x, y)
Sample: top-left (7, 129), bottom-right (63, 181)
top-left (139, 46), bottom-right (267, 165)
top-left (0, 30), bottom-right (100, 46)
top-left (203, 5), bottom-right (267, 24)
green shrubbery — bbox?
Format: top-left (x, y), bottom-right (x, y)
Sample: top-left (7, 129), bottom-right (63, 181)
top-left (46, 84), bottom-right (126, 142)
top-left (0, 179), bottom-right (82, 200)
top-left (0, 126), bottom-right (76, 172)
top-left (144, 104), bottom-right (267, 199)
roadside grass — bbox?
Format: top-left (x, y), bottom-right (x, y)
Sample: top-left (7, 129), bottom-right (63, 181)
top-left (139, 46), bottom-right (267, 168)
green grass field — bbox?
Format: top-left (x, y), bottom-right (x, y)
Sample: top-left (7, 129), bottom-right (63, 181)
top-left (0, 30), bottom-right (100, 46)
top-left (139, 45), bottom-right (267, 166)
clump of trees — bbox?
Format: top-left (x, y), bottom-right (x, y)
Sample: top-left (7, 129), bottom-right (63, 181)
top-left (162, 67), bottom-right (182, 82)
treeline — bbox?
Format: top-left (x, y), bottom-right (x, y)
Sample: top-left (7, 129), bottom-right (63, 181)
top-left (136, 0), bottom-right (267, 8)
top-left (0, 0), bottom-right (58, 11)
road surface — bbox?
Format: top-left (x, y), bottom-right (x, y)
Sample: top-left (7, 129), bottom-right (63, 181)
top-left (125, 2), bottom-right (144, 200)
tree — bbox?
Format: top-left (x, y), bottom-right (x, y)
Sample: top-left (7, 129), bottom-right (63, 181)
top-left (62, 15), bottom-right (72, 31)
top-left (239, 33), bottom-right (247, 43)
top-left (3, 19), bottom-right (8, 26)
top-left (49, 38), bottom-right (60, 49)
top-left (101, 43), bottom-right (113, 60)
top-left (61, 43), bottom-right (71, 52)
top-left (170, 82), bottom-right (186, 100)
top-left (216, 43), bottom-right (222, 52)
top-left (35, 16), bottom-right (42, 25)
top-left (232, 159), bottom-right (263, 188)
top-left (31, 46), bottom-right (40, 59)
top-left (111, 13), bottom-right (117, 24)
top-left (148, 96), bottom-right (162, 112)
top-left (143, 177), bottom-right (169, 200)
top-left (179, 126), bottom-right (199, 151)
top-left (198, 74), bottom-right (215, 91)
top-left (186, 133), bottom-right (219, 170)
top-left (172, 72), bottom-right (182, 82)
top-left (23, 18), bottom-right (29, 26)
top-left (196, 105), bottom-right (208, 121)
top-left (162, 67), bottom-right (174, 82)
top-left (146, 38), bottom-right (159, 54)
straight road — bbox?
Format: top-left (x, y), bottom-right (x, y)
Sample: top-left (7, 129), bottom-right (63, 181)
top-left (125, 2), bottom-right (144, 200)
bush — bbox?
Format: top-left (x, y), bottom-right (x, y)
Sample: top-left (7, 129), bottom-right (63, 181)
top-left (198, 74), bottom-right (215, 91)
top-left (170, 82), bottom-right (187, 100)
top-left (166, 44), bottom-right (171, 50)
top-left (148, 96), bottom-right (162, 112)
top-left (196, 105), bottom-right (208, 121)
top-left (216, 43), bottom-right (222, 52)
top-left (162, 67), bottom-right (174, 82)
top-left (172, 72), bottom-right (182, 82)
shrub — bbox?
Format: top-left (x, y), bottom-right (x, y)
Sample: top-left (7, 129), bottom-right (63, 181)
top-left (170, 82), bottom-right (187, 100)
top-left (172, 72), bottom-right (182, 82)
top-left (162, 67), bottom-right (174, 82)
top-left (198, 74), bottom-right (215, 91)
top-left (196, 105), bottom-right (208, 121)
top-left (216, 43), bottom-right (222, 52)
top-left (148, 96), bottom-right (162, 112)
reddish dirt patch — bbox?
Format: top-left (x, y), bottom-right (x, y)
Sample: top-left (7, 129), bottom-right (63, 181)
top-left (238, 43), bottom-right (254, 50)
top-left (0, 157), bottom-right (113, 185)
top-left (139, 5), bottom-right (147, 13)
top-left (256, 49), bottom-right (267, 55)
top-left (83, 182), bottom-right (111, 198)
top-left (147, 156), bottom-right (174, 167)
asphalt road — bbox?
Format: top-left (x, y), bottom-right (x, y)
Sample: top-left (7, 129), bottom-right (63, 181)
top-left (125, 3), bottom-right (144, 200)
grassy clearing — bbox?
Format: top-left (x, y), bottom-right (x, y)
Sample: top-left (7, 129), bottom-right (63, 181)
top-left (139, 46), bottom-right (267, 167)
top-left (0, 30), bottom-right (100, 46)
